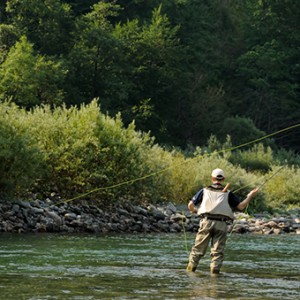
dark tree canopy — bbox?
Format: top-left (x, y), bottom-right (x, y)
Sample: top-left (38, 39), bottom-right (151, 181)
top-left (0, 0), bottom-right (299, 151)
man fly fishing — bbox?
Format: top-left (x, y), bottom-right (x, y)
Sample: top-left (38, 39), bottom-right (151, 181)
top-left (186, 168), bottom-right (259, 274)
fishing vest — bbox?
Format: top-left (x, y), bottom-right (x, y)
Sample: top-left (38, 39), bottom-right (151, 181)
top-left (198, 187), bottom-right (234, 219)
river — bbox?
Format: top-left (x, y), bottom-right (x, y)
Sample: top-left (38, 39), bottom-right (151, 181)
top-left (0, 233), bottom-right (299, 299)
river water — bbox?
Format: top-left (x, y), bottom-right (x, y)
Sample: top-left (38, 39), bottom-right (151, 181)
top-left (0, 233), bottom-right (299, 299)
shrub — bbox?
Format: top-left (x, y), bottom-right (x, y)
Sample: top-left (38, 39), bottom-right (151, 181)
top-left (274, 148), bottom-right (300, 167)
top-left (23, 102), bottom-right (100, 197)
top-left (0, 104), bottom-right (43, 198)
top-left (14, 100), bottom-right (172, 203)
top-left (0, 101), bottom-right (298, 212)
top-left (217, 116), bottom-right (266, 147)
top-left (229, 143), bottom-right (273, 173)
top-left (263, 166), bottom-right (300, 210)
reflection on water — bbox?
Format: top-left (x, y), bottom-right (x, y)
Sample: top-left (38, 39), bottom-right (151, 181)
top-left (0, 233), bottom-right (299, 299)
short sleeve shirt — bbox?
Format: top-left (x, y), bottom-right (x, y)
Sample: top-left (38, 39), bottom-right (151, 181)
top-left (191, 183), bottom-right (241, 209)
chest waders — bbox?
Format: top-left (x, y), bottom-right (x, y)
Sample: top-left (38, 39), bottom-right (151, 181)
top-left (187, 188), bottom-right (233, 274)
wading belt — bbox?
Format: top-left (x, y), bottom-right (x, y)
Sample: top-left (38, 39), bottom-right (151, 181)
top-left (200, 214), bottom-right (230, 222)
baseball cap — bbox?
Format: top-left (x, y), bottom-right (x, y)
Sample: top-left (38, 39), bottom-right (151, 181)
top-left (211, 168), bottom-right (225, 179)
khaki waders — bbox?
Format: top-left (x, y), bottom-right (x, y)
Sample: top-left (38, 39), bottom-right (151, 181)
top-left (187, 217), bottom-right (228, 274)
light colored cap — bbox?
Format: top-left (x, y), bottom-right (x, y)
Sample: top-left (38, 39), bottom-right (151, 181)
top-left (211, 168), bottom-right (225, 179)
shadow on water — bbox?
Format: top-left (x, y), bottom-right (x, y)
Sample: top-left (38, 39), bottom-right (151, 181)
top-left (0, 233), bottom-right (299, 299)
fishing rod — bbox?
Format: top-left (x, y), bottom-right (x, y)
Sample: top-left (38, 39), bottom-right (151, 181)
top-left (243, 165), bottom-right (285, 214)
top-left (257, 166), bottom-right (285, 191)
top-left (231, 165), bottom-right (285, 194)
top-left (227, 165), bottom-right (285, 238)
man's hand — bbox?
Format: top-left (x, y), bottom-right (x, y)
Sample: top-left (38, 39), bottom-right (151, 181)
top-left (188, 201), bottom-right (197, 214)
top-left (237, 187), bottom-right (259, 211)
top-left (247, 187), bottom-right (259, 198)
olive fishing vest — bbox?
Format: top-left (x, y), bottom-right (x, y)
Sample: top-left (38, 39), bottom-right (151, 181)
top-left (198, 187), bottom-right (234, 219)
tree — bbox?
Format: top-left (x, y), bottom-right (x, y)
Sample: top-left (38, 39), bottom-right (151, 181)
top-left (5, 0), bottom-right (74, 55)
top-left (231, 0), bottom-right (300, 151)
top-left (0, 23), bottom-right (18, 64)
top-left (0, 36), bottom-right (67, 107)
top-left (66, 2), bottom-right (186, 147)
top-left (113, 5), bottom-right (186, 144)
top-left (63, 0), bottom-right (99, 15)
top-left (1, 0), bottom-right (299, 152)
top-left (65, 1), bottom-right (129, 106)
top-left (160, 0), bottom-right (239, 146)
top-left (116, 0), bottom-right (165, 22)
top-left (218, 116), bottom-right (266, 147)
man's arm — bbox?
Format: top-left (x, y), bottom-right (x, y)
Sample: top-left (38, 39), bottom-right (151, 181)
top-left (188, 189), bottom-right (203, 214)
top-left (188, 201), bottom-right (198, 214)
top-left (236, 187), bottom-right (259, 211)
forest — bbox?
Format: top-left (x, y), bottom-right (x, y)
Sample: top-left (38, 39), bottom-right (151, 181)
top-left (1, 0), bottom-right (299, 149)
top-left (0, 1), bottom-right (299, 211)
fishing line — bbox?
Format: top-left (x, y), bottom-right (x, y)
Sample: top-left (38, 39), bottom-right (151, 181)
top-left (54, 169), bottom-right (169, 206)
top-left (55, 123), bottom-right (300, 206)
top-left (227, 165), bottom-right (285, 238)
top-left (49, 124), bottom-right (298, 257)
top-left (216, 123), bottom-right (300, 156)
top-left (181, 211), bottom-right (190, 255)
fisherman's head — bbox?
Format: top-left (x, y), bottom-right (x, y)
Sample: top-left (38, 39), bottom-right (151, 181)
top-left (211, 168), bottom-right (225, 182)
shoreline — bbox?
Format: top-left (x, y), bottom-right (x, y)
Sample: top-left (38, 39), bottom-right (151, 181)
top-left (0, 199), bottom-right (299, 235)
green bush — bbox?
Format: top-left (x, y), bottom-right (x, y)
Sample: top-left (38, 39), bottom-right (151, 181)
top-left (274, 148), bottom-right (300, 167)
top-left (229, 143), bottom-right (273, 173)
top-left (11, 100), bottom-right (172, 203)
top-left (263, 166), bottom-right (300, 210)
top-left (0, 101), bottom-right (299, 211)
top-left (217, 116), bottom-right (266, 147)
top-left (24, 102), bottom-right (101, 197)
top-left (0, 104), bottom-right (43, 198)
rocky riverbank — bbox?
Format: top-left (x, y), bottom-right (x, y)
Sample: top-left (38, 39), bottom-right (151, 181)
top-left (0, 199), bottom-right (299, 235)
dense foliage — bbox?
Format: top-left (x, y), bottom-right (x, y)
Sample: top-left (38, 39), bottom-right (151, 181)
top-left (0, 0), bottom-right (299, 151)
top-left (0, 1), bottom-right (299, 211)
top-left (0, 101), bottom-right (299, 211)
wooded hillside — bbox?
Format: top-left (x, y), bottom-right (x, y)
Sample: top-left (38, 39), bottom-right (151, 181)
top-left (0, 0), bottom-right (299, 151)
